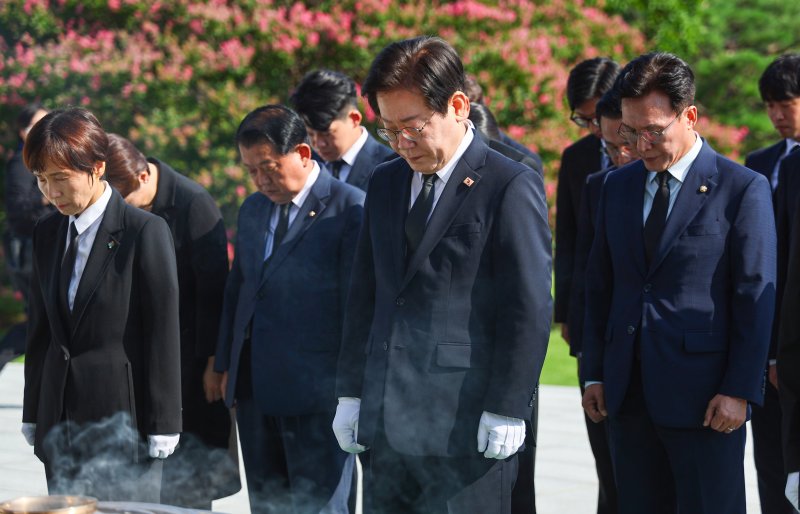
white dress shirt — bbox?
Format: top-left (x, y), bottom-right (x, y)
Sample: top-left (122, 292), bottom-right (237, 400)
top-left (65, 182), bottom-right (112, 310)
top-left (332, 127), bottom-right (369, 184)
top-left (263, 162), bottom-right (320, 260)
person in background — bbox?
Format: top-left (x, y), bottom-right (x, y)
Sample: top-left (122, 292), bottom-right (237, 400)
top-left (745, 53), bottom-right (800, 514)
top-left (103, 133), bottom-right (239, 509)
top-left (1, 103), bottom-right (54, 370)
top-left (215, 105), bottom-right (364, 513)
top-left (290, 69), bottom-right (395, 192)
top-left (555, 57), bottom-right (620, 514)
top-left (21, 107), bottom-right (182, 501)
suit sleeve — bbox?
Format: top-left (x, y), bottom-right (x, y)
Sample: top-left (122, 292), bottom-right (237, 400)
top-left (338, 193), bottom-right (365, 320)
top-left (720, 174), bottom-right (776, 403)
top-left (22, 222), bottom-right (49, 423)
top-left (554, 150), bottom-right (577, 322)
top-left (779, 190), bottom-right (800, 473)
top-left (187, 194), bottom-right (229, 359)
top-left (567, 175), bottom-right (597, 359)
top-left (336, 187), bottom-right (376, 399)
top-left (214, 233), bottom-right (244, 374)
top-left (582, 180), bottom-right (614, 384)
top-left (138, 217), bottom-right (182, 434)
top-left (484, 168), bottom-right (552, 419)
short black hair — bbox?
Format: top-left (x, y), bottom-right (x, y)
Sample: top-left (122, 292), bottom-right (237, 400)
top-left (595, 76), bottom-right (623, 121)
top-left (468, 103), bottom-right (502, 141)
top-left (617, 52), bottom-right (695, 113)
top-left (566, 57), bottom-right (620, 111)
top-left (235, 105), bottom-right (307, 155)
top-left (362, 36), bottom-right (465, 117)
top-left (759, 54), bottom-right (800, 102)
top-left (289, 69), bottom-right (359, 132)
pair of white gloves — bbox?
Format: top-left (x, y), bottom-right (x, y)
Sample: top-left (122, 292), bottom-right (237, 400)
top-left (21, 422), bottom-right (179, 459)
top-left (332, 398), bottom-right (526, 459)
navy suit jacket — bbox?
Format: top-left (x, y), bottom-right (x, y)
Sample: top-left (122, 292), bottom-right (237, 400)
top-left (215, 170), bottom-right (365, 415)
top-left (583, 141), bottom-right (776, 428)
top-left (745, 139), bottom-right (786, 185)
top-left (323, 133), bottom-right (395, 192)
top-left (336, 135), bottom-right (552, 457)
top-left (555, 134), bottom-right (603, 322)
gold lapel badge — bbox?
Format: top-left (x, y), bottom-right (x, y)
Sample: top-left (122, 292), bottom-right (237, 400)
top-left (309, 210), bottom-right (316, 217)
top-left (699, 185), bottom-right (708, 193)
top-left (463, 177), bottom-right (475, 187)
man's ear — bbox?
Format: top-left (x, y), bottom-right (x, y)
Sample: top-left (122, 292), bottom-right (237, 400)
top-left (347, 109), bottom-right (363, 127)
top-left (451, 91), bottom-right (470, 121)
top-left (296, 143), bottom-right (313, 163)
top-left (685, 105), bottom-right (698, 130)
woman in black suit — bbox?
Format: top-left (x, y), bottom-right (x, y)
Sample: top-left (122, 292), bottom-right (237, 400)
top-left (20, 108), bottom-right (182, 501)
top-left (104, 133), bottom-right (239, 508)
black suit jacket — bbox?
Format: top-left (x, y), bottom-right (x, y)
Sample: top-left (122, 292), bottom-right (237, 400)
top-left (337, 135), bottom-right (552, 457)
top-left (555, 134), bottom-right (603, 322)
top-left (745, 140), bottom-right (786, 186)
top-left (500, 131), bottom-right (544, 172)
top-left (23, 187), bottom-right (182, 462)
top-left (4, 147), bottom-right (54, 237)
top-left (778, 155), bottom-right (800, 472)
top-left (324, 133), bottom-right (395, 192)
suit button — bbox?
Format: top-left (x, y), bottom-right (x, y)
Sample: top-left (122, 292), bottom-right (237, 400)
top-left (396, 297), bottom-right (405, 306)
top-left (383, 341), bottom-right (389, 351)
top-left (627, 325), bottom-right (635, 335)
top-left (643, 283), bottom-right (652, 292)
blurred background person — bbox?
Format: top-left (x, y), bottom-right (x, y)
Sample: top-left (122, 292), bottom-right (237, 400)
top-left (104, 133), bottom-right (240, 509)
top-left (468, 102), bottom-right (543, 176)
top-left (746, 53), bottom-right (800, 514)
top-left (1, 103), bottom-right (53, 370)
top-left (21, 107), bottom-right (181, 501)
top-left (290, 69), bottom-right (395, 192)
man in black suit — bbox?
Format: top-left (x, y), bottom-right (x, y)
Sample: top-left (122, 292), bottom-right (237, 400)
top-left (20, 108), bottom-right (182, 501)
top-left (104, 134), bottom-right (240, 509)
top-left (215, 105), bottom-right (364, 514)
top-left (745, 53), bottom-right (800, 514)
top-left (555, 57), bottom-right (620, 514)
top-left (333, 36), bottom-right (552, 514)
top-left (290, 69), bottom-right (395, 192)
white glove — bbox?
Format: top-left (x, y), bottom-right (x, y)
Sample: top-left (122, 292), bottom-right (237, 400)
top-left (21, 423), bottom-right (36, 446)
top-left (786, 471), bottom-right (799, 510)
top-left (147, 434), bottom-right (180, 459)
top-left (332, 397), bottom-right (367, 454)
top-left (477, 411), bottom-right (526, 459)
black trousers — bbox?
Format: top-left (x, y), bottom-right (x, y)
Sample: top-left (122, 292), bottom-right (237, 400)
top-left (367, 426), bottom-right (518, 514)
top-left (510, 394), bottom-right (539, 514)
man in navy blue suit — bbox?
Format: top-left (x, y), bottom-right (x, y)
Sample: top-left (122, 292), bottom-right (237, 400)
top-left (214, 105), bottom-right (365, 514)
top-left (333, 36), bottom-right (552, 514)
top-left (582, 52), bottom-right (776, 514)
top-left (290, 69), bottom-right (395, 193)
top-left (747, 54), bottom-right (800, 514)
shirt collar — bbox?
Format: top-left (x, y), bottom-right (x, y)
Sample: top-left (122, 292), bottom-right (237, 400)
top-left (648, 133), bottom-right (702, 185)
top-left (70, 181), bottom-right (112, 234)
top-left (291, 161), bottom-right (320, 209)
top-left (339, 127), bottom-right (369, 167)
top-left (423, 122), bottom-right (474, 185)
top-left (785, 138), bottom-right (799, 155)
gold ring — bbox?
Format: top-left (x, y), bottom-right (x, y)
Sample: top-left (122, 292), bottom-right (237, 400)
top-left (725, 427), bottom-right (734, 433)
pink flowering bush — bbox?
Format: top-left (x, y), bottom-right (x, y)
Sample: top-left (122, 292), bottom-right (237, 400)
top-left (0, 0), bottom-right (744, 228)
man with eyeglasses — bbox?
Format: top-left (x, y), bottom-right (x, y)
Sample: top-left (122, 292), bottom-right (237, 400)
top-left (581, 52), bottom-right (775, 514)
top-left (746, 53), bottom-right (800, 514)
top-left (290, 69), bottom-right (396, 193)
top-left (555, 57), bottom-right (620, 354)
top-left (333, 36), bottom-right (552, 514)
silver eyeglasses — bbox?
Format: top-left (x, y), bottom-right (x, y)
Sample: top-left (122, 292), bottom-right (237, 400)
top-left (376, 112), bottom-right (436, 142)
top-left (617, 109), bottom-right (684, 145)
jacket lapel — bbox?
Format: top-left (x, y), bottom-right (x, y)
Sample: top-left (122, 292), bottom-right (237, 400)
top-left (401, 137), bottom-right (485, 287)
top-left (48, 217), bottom-right (72, 345)
top-left (69, 189), bottom-right (125, 335)
top-left (620, 163), bottom-right (648, 278)
top-left (259, 170), bottom-right (331, 287)
top-left (648, 141), bottom-right (718, 274)
top-left (390, 165), bottom-right (414, 287)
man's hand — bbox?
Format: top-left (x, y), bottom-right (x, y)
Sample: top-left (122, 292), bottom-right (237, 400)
top-left (332, 397), bottom-right (367, 454)
top-left (476, 411), bottom-right (525, 459)
top-left (202, 356), bottom-right (224, 403)
top-left (21, 423), bottom-right (36, 446)
top-left (786, 471), bottom-right (799, 510)
top-left (561, 324), bottom-right (570, 343)
top-left (582, 383), bottom-right (607, 423)
top-left (703, 394), bottom-right (746, 433)
top-left (148, 434), bottom-right (180, 459)
top-left (768, 363), bottom-right (778, 391)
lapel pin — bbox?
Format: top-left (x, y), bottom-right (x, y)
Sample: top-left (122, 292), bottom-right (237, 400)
top-left (463, 177), bottom-right (474, 187)
top-left (699, 185), bottom-right (708, 193)
top-left (309, 210), bottom-right (316, 217)
top-left (107, 240), bottom-right (116, 250)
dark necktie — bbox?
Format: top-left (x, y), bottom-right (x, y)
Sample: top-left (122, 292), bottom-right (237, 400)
top-left (330, 160), bottom-right (345, 180)
top-left (405, 174), bottom-right (438, 258)
top-left (644, 171), bottom-right (671, 265)
top-left (60, 222), bottom-right (79, 315)
top-left (272, 202), bottom-right (291, 252)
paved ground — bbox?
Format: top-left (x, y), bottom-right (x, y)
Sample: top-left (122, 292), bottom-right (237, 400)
top-left (0, 362), bottom-right (762, 513)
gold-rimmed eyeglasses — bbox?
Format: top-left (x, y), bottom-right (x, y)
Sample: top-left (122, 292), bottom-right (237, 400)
top-left (376, 112), bottom-right (436, 142)
top-left (617, 109), bottom-right (684, 145)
